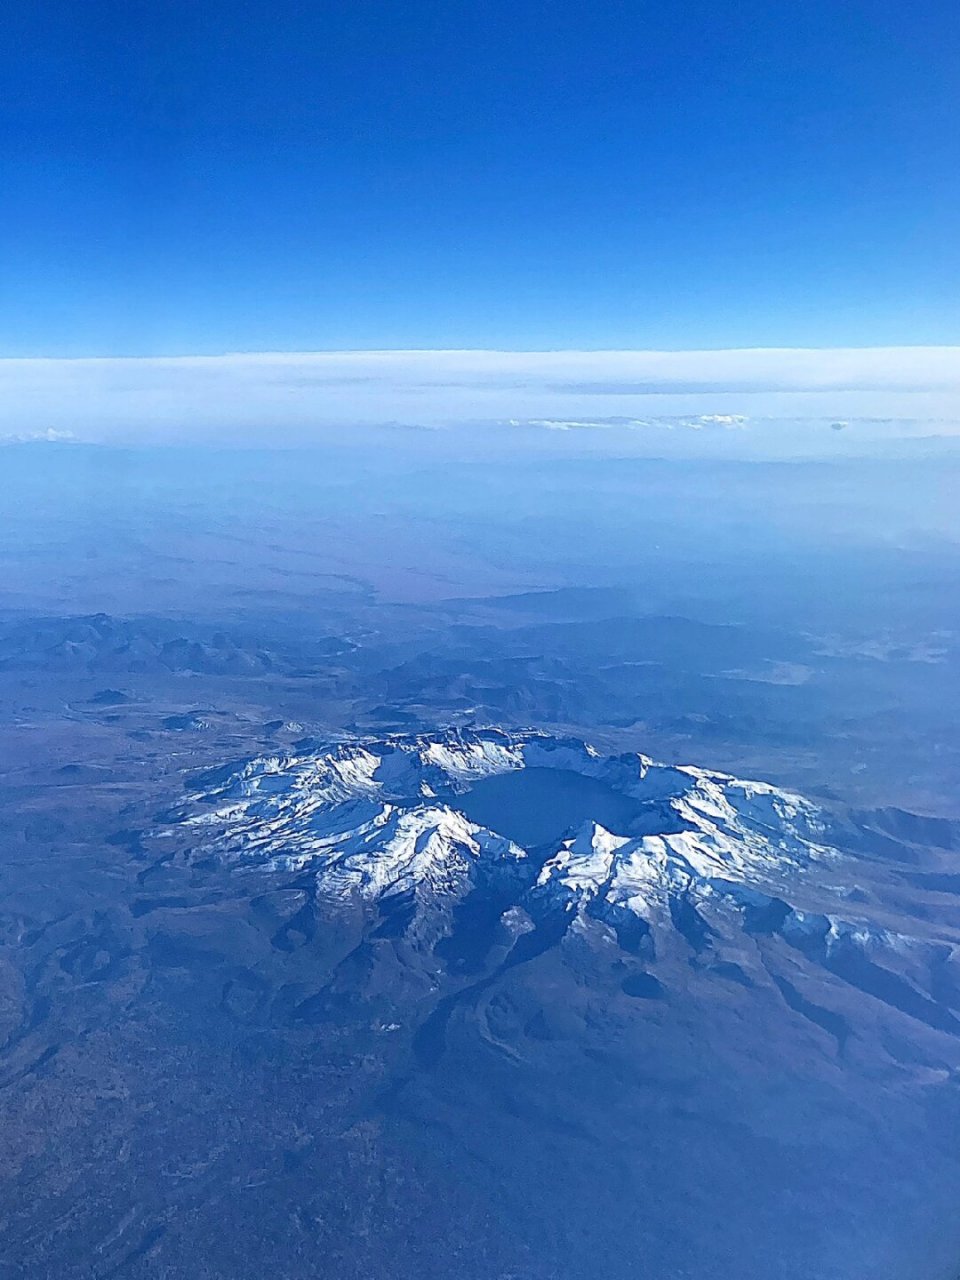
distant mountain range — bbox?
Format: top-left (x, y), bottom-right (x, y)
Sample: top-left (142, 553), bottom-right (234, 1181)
top-left (0, 612), bottom-right (355, 676)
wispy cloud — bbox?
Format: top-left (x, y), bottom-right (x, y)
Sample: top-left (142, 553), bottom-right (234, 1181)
top-left (0, 427), bottom-right (78, 445)
top-left (509, 413), bottom-right (750, 431)
top-left (0, 347), bottom-right (958, 443)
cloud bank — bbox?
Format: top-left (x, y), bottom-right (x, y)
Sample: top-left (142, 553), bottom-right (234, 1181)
top-left (1, 347), bottom-right (958, 445)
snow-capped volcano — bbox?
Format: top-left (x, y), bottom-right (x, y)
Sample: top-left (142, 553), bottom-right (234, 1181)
top-left (151, 724), bottom-right (960, 1273)
top-left (167, 729), bottom-right (892, 963)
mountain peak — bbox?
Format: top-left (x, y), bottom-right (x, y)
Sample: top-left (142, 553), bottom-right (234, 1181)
top-left (164, 729), bottom-right (855, 958)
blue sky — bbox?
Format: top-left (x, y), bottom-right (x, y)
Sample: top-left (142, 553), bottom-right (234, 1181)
top-left (2, 0), bottom-right (959, 357)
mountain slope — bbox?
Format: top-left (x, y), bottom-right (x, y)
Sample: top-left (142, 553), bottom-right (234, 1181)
top-left (5, 728), bottom-right (960, 1279)
top-left (164, 729), bottom-right (960, 1048)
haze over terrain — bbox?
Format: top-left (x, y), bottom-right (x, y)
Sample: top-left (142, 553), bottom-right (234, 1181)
top-left (1, 430), bottom-right (960, 1278)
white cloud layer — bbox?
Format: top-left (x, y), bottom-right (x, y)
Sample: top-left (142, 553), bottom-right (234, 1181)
top-left (1, 347), bottom-right (959, 443)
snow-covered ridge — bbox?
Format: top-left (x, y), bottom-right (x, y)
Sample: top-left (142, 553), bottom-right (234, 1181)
top-left (167, 729), bottom-right (848, 934)
top-left (154, 729), bottom-right (960, 1056)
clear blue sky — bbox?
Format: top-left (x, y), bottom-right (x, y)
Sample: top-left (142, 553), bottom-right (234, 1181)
top-left (2, 0), bottom-right (958, 356)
